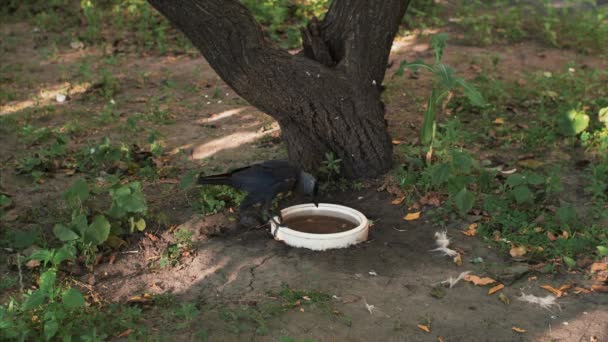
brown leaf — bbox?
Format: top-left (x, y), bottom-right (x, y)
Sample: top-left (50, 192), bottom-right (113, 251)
top-left (392, 139), bottom-right (403, 145)
top-left (25, 259), bottom-right (41, 269)
top-left (146, 232), bottom-right (159, 242)
top-left (498, 293), bottom-right (510, 304)
top-left (117, 329), bottom-right (133, 338)
top-left (573, 287), bottom-right (591, 294)
top-left (547, 231), bottom-right (557, 241)
top-left (590, 262), bottom-right (607, 273)
top-left (540, 284), bottom-right (570, 298)
top-left (517, 159), bottom-right (544, 169)
top-left (510, 246), bottom-right (527, 258)
top-left (464, 274), bottom-right (497, 286)
top-left (404, 212), bottom-right (421, 221)
top-left (462, 223), bottom-right (477, 236)
top-left (391, 196), bottom-right (405, 205)
top-left (591, 285), bottom-right (608, 293)
top-left (417, 324), bottom-right (430, 333)
top-left (419, 192), bottom-right (442, 207)
top-left (512, 326), bottom-right (527, 333)
top-left (493, 118), bottom-right (505, 124)
top-left (488, 284), bottom-right (505, 295)
top-left (438, 337), bottom-right (444, 342)
top-left (562, 231), bottom-right (569, 239)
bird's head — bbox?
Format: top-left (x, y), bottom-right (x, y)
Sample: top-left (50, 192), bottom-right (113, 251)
top-left (297, 171), bottom-right (319, 207)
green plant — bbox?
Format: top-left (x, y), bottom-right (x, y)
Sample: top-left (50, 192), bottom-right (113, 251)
top-left (196, 185), bottom-right (245, 215)
top-left (319, 152), bottom-right (342, 180)
top-left (395, 34), bottom-right (486, 157)
top-left (51, 179), bottom-right (147, 263)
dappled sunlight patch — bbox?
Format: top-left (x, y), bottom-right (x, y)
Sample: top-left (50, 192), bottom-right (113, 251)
top-left (185, 125), bottom-right (279, 160)
top-left (196, 106), bottom-right (252, 124)
top-left (0, 81), bottom-right (91, 116)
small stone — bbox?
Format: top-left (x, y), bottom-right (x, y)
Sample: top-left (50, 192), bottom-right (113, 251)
top-left (56, 94), bottom-right (67, 103)
top-left (25, 259), bottom-right (41, 269)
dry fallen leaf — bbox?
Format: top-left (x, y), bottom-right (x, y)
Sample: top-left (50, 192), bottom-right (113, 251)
top-left (392, 139), bottom-right (403, 145)
top-left (117, 329), bottom-right (133, 338)
top-left (404, 212), bottom-right (421, 221)
top-left (419, 192), bottom-right (442, 207)
top-left (547, 231), bottom-right (557, 241)
top-left (512, 326), bottom-right (527, 333)
top-left (493, 118), bottom-right (505, 124)
top-left (417, 324), bottom-right (431, 333)
top-left (462, 223), bottom-right (478, 236)
top-left (590, 262), bottom-right (607, 273)
top-left (453, 254), bottom-right (463, 266)
top-left (391, 196), bottom-right (405, 205)
top-left (517, 159), bottom-right (544, 169)
top-left (464, 274), bottom-right (497, 286)
top-left (591, 285), bottom-right (608, 293)
top-left (488, 284), bottom-right (505, 295)
top-left (510, 245), bottom-right (527, 258)
top-left (562, 231), bottom-right (569, 239)
top-left (498, 293), bottom-right (510, 304)
top-left (438, 337), bottom-right (444, 342)
top-left (540, 284), bottom-right (571, 298)
top-left (528, 276), bottom-right (538, 282)
top-left (573, 287), bottom-right (591, 294)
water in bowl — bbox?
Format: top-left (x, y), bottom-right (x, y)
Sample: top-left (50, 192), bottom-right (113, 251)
top-left (282, 215), bottom-right (357, 234)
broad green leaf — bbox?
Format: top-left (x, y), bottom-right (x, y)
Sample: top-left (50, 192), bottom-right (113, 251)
top-left (563, 256), bottom-right (576, 269)
top-left (597, 246), bottom-right (608, 257)
top-left (558, 109), bottom-right (589, 136)
top-left (506, 174), bottom-right (526, 187)
top-left (108, 182), bottom-right (147, 218)
top-left (39, 270), bottom-right (56, 294)
top-left (454, 187), bottom-right (475, 216)
top-left (52, 244), bottom-right (76, 266)
top-left (29, 249), bottom-right (53, 264)
top-left (420, 91), bottom-right (436, 145)
top-left (431, 163), bottom-right (451, 186)
top-left (512, 185), bottom-right (533, 204)
top-left (180, 170), bottom-right (198, 189)
top-left (71, 212), bottom-right (89, 236)
top-left (53, 224), bottom-right (79, 242)
top-left (63, 178), bottom-right (89, 208)
top-left (61, 288), bottom-right (85, 308)
top-left (84, 215), bottom-right (111, 245)
top-left (451, 150), bottom-right (473, 174)
top-left (134, 217), bottom-right (146, 231)
top-left (526, 172), bottom-right (545, 186)
top-left (455, 77), bottom-right (486, 107)
top-left (43, 318), bottom-right (59, 341)
top-left (23, 290), bottom-right (46, 310)
top-left (599, 107), bottom-right (608, 127)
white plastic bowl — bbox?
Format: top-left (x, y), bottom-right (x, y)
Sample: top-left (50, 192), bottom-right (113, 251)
top-left (270, 203), bottom-right (369, 251)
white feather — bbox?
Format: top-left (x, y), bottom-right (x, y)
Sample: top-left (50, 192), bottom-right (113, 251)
top-left (437, 271), bottom-right (472, 288)
top-left (518, 292), bottom-right (561, 311)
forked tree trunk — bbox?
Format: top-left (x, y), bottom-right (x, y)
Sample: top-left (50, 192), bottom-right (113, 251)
top-left (148, 0), bottom-right (410, 178)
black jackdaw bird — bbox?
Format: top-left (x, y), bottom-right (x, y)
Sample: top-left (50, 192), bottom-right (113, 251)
top-left (198, 160), bottom-right (318, 226)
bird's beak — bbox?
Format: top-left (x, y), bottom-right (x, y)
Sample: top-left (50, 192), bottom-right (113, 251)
top-left (312, 183), bottom-right (319, 207)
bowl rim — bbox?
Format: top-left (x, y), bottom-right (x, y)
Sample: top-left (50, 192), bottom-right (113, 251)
top-left (270, 203), bottom-right (368, 240)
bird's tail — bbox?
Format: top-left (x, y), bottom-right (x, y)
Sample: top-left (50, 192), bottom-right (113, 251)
top-left (198, 173), bottom-right (232, 185)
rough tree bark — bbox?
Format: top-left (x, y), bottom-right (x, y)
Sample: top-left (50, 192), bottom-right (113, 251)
top-left (148, 0), bottom-right (410, 178)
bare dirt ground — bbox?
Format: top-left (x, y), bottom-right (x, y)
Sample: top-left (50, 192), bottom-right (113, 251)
top-left (1, 18), bottom-right (607, 341)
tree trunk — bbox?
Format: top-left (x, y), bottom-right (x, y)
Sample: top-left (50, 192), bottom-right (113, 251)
top-left (147, 0), bottom-right (410, 178)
